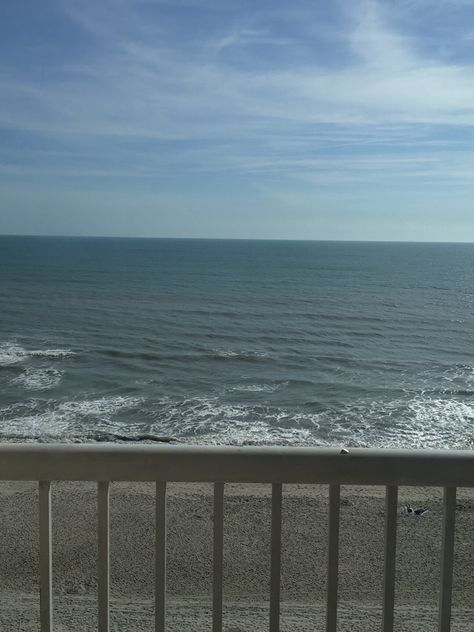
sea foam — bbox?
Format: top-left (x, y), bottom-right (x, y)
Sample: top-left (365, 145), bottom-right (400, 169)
top-left (12, 368), bottom-right (63, 391)
top-left (0, 395), bottom-right (143, 442)
top-left (0, 342), bottom-right (75, 366)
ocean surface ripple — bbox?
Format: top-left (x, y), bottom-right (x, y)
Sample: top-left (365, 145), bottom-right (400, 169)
top-left (1, 236), bottom-right (474, 448)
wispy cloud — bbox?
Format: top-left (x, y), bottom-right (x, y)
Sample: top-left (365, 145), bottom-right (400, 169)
top-left (2, 0), bottom-right (474, 239)
top-left (3, 0), bottom-right (474, 145)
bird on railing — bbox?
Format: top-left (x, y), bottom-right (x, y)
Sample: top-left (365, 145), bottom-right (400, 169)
top-left (403, 504), bottom-right (429, 516)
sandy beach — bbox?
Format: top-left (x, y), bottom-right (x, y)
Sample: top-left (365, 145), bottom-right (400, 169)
top-left (1, 481), bottom-right (473, 631)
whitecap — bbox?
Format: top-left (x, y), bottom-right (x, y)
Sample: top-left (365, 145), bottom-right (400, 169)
top-left (141, 396), bottom-right (320, 446)
top-left (0, 343), bottom-right (27, 365)
top-left (211, 348), bottom-right (269, 360)
top-left (12, 368), bottom-right (63, 391)
top-left (313, 396), bottom-right (474, 450)
top-left (194, 420), bottom-right (315, 446)
top-left (230, 383), bottom-right (286, 393)
top-left (58, 395), bottom-right (142, 418)
top-left (29, 349), bottom-right (75, 359)
top-left (0, 395), bottom-right (143, 442)
top-left (0, 341), bottom-right (75, 366)
top-left (0, 412), bottom-right (72, 440)
top-left (138, 392), bottom-right (474, 451)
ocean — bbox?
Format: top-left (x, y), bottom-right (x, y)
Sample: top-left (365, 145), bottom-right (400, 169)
top-left (1, 236), bottom-right (474, 449)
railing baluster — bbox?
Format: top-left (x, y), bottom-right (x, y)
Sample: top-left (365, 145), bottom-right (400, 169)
top-left (326, 484), bottom-right (340, 632)
top-left (382, 485), bottom-right (398, 632)
top-left (98, 481), bottom-right (110, 632)
top-left (270, 482), bottom-right (282, 632)
top-left (438, 486), bottom-right (456, 632)
top-left (39, 480), bottom-right (53, 632)
top-left (213, 482), bottom-right (224, 632)
top-left (156, 481), bottom-right (167, 632)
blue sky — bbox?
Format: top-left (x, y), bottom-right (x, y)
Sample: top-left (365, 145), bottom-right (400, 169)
top-left (1, 0), bottom-right (474, 240)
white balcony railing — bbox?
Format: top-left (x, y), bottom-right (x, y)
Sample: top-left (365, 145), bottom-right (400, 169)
top-left (0, 444), bottom-right (472, 632)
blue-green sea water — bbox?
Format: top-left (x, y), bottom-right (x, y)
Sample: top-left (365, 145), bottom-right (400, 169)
top-left (1, 236), bottom-right (474, 448)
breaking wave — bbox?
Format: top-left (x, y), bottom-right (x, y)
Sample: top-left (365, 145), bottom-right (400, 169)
top-left (12, 368), bottom-right (63, 391)
top-left (130, 393), bottom-right (474, 449)
top-left (0, 396), bottom-right (143, 442)
top-left (0, 342), bottom-right (75, 366)
top-left (1, 385), bottom-right (474, 447)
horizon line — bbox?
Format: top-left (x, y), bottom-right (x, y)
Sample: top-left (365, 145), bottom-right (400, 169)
top-left (1, 233), bottom-right (474, 246)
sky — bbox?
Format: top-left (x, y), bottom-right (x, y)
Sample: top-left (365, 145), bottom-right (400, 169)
top-left (1, 0), bottom-right (474, 241)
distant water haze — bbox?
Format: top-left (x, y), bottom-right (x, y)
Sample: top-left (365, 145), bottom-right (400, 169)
top-left (1, 236), bottom-right (474, 449)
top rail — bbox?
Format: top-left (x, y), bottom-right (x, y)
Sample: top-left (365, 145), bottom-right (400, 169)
top-left (1, 444), bottom-right (474, 486)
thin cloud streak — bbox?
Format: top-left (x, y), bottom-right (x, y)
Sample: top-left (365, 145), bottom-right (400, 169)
top-left (2, 0), bottom-right (474, 142)
top-left (2, 0), bottom-right (474, 240)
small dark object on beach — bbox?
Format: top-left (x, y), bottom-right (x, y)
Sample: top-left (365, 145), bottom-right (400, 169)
top-left (403, 503), bottom-right (429, 516)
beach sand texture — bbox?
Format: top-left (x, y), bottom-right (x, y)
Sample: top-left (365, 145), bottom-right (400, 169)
top-left (1, 481), bottom-right (473, 631)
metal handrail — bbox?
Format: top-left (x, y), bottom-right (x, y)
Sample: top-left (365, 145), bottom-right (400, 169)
top-left (1, 444), bottom-right (474, 485)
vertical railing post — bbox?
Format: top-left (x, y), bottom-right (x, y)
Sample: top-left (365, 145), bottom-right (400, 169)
top-left (213, 482), bottom-right (224, 632)
top-left (270, 483), bottom-right (282, 632)
top-left (382, 485), bottom-right (398, 632)
top-left (98, 481), bottom-right (110, 632)
top-left (438, 487), bottom-right (456, 632)
top-left (326, 484), bottom-right (340, 632)
top-left (39, 480), bottom-right (53, 632)
top-left (156, 481), bottom-right (167, 632)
